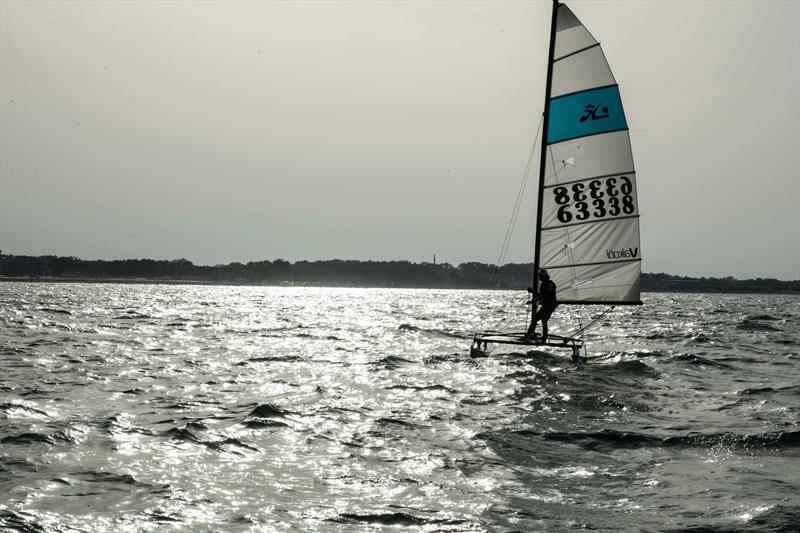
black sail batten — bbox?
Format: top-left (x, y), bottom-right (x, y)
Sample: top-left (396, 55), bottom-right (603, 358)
top-left (542, 127), bottom-right (629, 146)
top-left (549, 83), bottom-right (619, 102)
top-left (541, 214), bottom-right (640, 231)
top-left (554, 42), bottom-right (602, 63)
top-left (543, 258), bottom-right (641, 269)
top-left (542, 171), bottom-right (637, 190)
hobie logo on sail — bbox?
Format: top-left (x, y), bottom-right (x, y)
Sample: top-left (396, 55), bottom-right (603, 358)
top-left (579, 103), bottom-right (609, 122)
top-left (548, 86), bottom-right (627, 144)
top-left (606, 247), bottom-right (638, 259)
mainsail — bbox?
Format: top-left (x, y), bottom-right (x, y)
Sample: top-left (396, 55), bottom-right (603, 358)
top-left (534, 2), bottom-right (641, 304)
top-left (471, 1), bottom-right (640, 358)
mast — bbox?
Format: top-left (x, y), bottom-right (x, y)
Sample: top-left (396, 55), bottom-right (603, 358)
top-left (531, 0), bottom-right (560, 321)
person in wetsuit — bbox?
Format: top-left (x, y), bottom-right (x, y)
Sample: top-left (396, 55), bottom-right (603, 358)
top-left (525, 268), bottom-right (557, 341)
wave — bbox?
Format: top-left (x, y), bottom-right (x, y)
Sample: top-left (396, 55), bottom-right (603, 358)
top-left (0, 347), bottom-right (28, 356)
top-left (644, 332), bottom-right (683, 340)
top-left (66, 470), bottom-right (172, 495)
top-left (248, 403), bottom-right (290, 418)
top-left (160, 426), bottom-right (260, 454)
top-left (565, 393), bottom-right (648, 413)
top-left (748, 314), bottom-right (779, 321)
top-left (96, 413), bottom-right (123, 430)
top-left (538, 430), bottom-right (661, 449)
top-left (1, 431), bottom-right (73, 446)
top-left (535, 429), bottom-right (799, 451)
top-left (38, 307), bottom-right (71, 315)
top-left (144, 511), bottom-right (182, 523)
top-left (735, 386), bottom-right (794, 395)
top-left (665, 504), bottom-right (800, 532)
top-left (775, 339), bottom-right (799, 347)
top-left (736, 319), bottom-right (782, 332)
top-left (99, 323), bottom-right (131, 330)
top-left (671, 353), bottom-right (733, 369)
top-left (160, 427), bottom-right (202, 442)
top-left (234, 355), bottom-right (302, 366)
top-left (0, 402), bottom-right (51, 418)
top-left (373, 355), bottom-right (415, 368)
top-left (333, 512), bottom-right (426, 526)
top-left (27, 338), bottom-right (60, 347)
top-left (184, 420), bottom-right (209, 431)
top-left (422, 353), bottom-right (464, 364)
top-left (375, 417), bottom-right (426, 430)
top-left (662, 430), bottom-right (800, 450)
top-left (689, 333), bottom-right (713, 343)
top-left (0, 455), bottom-right (38, 471)
top-left (243, 419), bottom-right (288, 429)
top-left (206, 437), bottom-right (260, 453)
top-left (241, 403), bottom-right (291, 429)
top-left (75, 471), bottom-right (148, 486)
top-left (591, 358), bottom-right (659, 377)
top-left (113, 312), bottom-right (153, 320)
top-left (385, 384), bottom-right (456, 393)
top-left (96, 414), bottom-right (156, 436)
top-left (0, 510), bottom-right (47, 533)
top-left (398, 324), bottom-right (465, 339)
top-left (333, 510), bottom-right (466, 528)
top-left (746, 505), bottom-right (800, 532)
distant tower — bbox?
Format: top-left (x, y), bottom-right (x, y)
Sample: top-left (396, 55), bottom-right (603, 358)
top-left (433, 254), bottom-right (436, 265)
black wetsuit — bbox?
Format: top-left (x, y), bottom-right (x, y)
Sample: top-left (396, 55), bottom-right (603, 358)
top-left (527, 278), bottom-right (557, 340)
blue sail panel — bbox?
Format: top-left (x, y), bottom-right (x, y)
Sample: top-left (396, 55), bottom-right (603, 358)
top-left (547, 85), bottom-right (627, 144)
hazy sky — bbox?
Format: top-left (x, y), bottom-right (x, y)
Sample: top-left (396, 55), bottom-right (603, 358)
top-left (1, 0), bottom-right (798, 279)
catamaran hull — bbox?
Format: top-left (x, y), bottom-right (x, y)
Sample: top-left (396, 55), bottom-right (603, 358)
top-left (470, 331), bottom-right (583, 360)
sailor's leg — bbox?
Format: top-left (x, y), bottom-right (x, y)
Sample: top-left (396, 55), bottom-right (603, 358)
top-left (526, 313), bottom-right (540, 337)
top-left (571, 345), bottom-right (580, 363)
top-left (470, 341), bottom-right (483, 357)
top-left (540, 306), bottom-right (556, 341)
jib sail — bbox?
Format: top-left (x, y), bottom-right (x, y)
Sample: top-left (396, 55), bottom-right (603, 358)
top-left (535, 2), bottom-right (641, 304)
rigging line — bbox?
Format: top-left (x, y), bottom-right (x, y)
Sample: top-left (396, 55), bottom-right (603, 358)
top-left (492, 167), bottom-right (529, 288)
top-left (570, 305), bottom-right (615, 338)
top-left (499, 114), bottom-right (543, 271)
top-left (507, 115), bottom-right (544, 287)
top-left (499, 143), bottom-right (534, 269)
top-left (491, 114), bottom-right (543, 289)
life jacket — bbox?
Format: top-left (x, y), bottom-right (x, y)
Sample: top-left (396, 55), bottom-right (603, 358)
top-left (540, 279), bottom-right (557, 307)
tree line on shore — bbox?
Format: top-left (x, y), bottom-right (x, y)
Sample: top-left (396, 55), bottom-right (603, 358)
top-left (0, 254), bottom-right (797, 294)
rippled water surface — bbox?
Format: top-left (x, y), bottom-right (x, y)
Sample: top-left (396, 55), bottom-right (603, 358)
top-left (1, 282), bottom-right (798, 531)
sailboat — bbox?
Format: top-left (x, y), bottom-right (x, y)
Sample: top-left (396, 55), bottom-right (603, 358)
top-left (471, 0), bottom-right (642, 360)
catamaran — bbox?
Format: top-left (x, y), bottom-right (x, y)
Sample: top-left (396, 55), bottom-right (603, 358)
top-left (471, 0), bottom-right (642, 360)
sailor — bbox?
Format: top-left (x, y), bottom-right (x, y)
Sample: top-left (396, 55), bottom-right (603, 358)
top-left (525, 269), bottom-right (557, 341)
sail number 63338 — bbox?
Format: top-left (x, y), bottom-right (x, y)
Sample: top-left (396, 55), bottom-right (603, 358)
top-left (553, 176), bottom-right (635, 224)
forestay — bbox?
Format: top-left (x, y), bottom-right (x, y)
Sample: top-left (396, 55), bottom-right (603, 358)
top-left (539, 4), bottom-right (641, 304)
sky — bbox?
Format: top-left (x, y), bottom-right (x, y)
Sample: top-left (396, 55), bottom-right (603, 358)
top-left (1, 0), bottom-right (798, 280)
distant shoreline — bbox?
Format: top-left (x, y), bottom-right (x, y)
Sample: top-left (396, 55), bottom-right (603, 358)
top-left (1, 275), bottom-right (797, 295)
top-left (1, 255), bottom-right (797, 295)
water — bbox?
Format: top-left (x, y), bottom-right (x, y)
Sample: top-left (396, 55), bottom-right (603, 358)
top-left (1, 283), bottom-right (798, 532)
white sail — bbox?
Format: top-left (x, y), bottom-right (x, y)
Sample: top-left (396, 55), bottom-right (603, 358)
top-left (470, 1), bottom-right (635, 356)
top-left (538, 4), bottom-right (641, 304)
